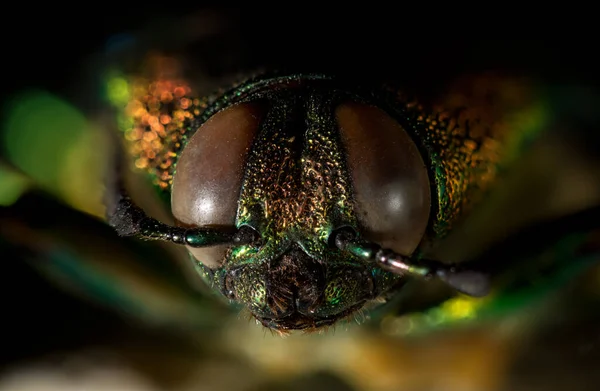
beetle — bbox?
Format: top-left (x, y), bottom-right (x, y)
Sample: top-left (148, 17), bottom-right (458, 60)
top-left (1, 48), bottom-right (598, 336)
top-left (103, 65), bottom-right (572, 332)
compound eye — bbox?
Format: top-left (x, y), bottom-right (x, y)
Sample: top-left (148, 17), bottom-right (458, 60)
top-left (337, 103), bottom-right (431, 256)
top-left (171, 103), bottom-right (262, 267)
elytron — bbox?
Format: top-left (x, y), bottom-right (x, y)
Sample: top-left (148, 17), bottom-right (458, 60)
top-left (107, 69), bottom-right (540, 331)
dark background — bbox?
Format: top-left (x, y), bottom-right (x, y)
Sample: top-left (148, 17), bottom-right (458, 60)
top-left (3, 8), bottom-right (599, 101)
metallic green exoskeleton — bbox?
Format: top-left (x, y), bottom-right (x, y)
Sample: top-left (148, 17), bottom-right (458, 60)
top-left (104, 69), bottom-right (596, 331)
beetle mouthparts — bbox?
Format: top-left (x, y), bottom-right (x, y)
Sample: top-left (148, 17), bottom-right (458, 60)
top-left (265, 246), bottom-right (325, 318)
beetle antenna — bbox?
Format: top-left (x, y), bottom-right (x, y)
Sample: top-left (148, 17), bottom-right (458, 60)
top-left (333, 228), bottom-right (490, 297)
top-left (104, 140), bottom-right (257, 247)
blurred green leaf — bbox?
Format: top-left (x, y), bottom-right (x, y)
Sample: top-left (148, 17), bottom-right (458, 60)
top-left (0, 163), bottom-right (31, 206)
